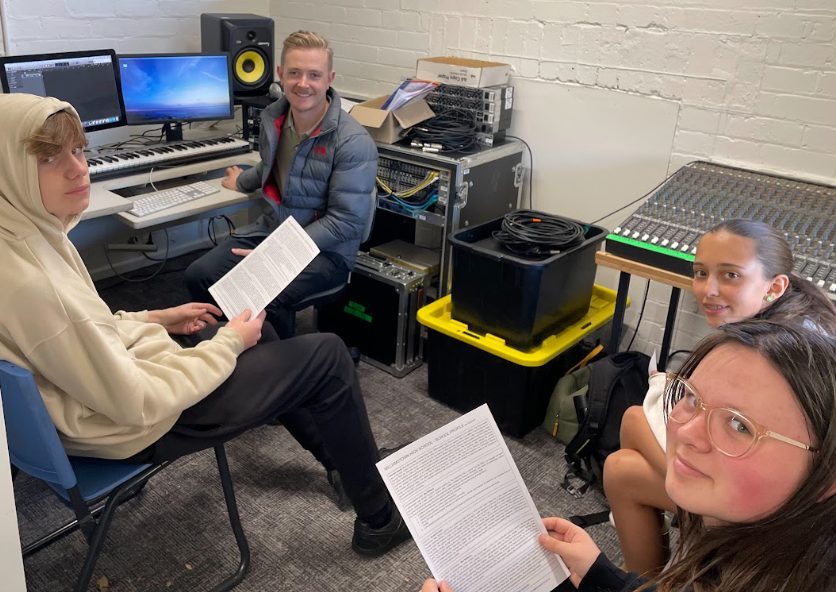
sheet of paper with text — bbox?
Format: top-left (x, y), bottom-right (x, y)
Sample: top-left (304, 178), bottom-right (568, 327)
top-left (208, 216), bottom-right (319, 320)
top-left (377, 404), bottom-right (569, 592)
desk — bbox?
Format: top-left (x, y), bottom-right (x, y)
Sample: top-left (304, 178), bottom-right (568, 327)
top-left (596, 250), bottom-right (692, 370)
top-left (85, 151), bottom-right (262, 228)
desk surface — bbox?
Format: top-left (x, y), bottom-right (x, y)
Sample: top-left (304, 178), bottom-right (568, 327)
top-left (596, 250), bottom-right (693, 291)
top-left (85, 151), bottom-right (262, 229)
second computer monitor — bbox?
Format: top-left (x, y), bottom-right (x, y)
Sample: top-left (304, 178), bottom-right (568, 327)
top-left (0, 49), bottom-right (126, 132)
top-left (118, 53), bottom-right (234, 141)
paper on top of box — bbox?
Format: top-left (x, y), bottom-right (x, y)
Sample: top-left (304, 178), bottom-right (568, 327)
top-left (416, 56), bottom-right (513, 88)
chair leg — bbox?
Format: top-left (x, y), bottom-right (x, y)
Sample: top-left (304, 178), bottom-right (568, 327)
top-left (72, 470), bottom-right (159, 592)
top-left (208, 445), bottom-right (250, 592)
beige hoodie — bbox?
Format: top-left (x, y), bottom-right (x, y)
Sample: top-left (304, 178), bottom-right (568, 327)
top-left (0, 94), bottom-right (245, 459)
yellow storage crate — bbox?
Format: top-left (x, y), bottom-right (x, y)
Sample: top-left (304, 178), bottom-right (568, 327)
top-left (417, 285), bottom-right (620, 436)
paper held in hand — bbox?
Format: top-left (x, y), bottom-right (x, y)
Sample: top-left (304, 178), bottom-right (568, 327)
top-left (376, 404), bottom-right (569, 592)
top-left (208, 217), bottom-right (319, 320)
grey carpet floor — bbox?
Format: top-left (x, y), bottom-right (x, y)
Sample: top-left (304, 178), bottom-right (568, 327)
top-left (13, 257), bottom-right (619, 591)
top-left (15, 361), bottom-right (619, 591)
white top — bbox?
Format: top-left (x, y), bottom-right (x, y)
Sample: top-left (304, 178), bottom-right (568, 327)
top-left (642, 372), bottom-right (668, 448)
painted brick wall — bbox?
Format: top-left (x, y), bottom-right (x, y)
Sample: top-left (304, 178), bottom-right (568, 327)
top-left (2, 0), bottom-right (269, 55)
top-left (271, 1), bottom-right (835, 181)
top-left (271, 0), bottom-right (835, 358)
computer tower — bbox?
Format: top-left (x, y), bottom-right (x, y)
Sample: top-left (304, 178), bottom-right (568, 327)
top-left (201, 13), bottom-right (274, 97)
top-left (239, 95), bottom-right (273, 150)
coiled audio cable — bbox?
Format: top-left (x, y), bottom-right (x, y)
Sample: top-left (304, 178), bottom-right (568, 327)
top-left (492, 210), bottom-right (587, 258)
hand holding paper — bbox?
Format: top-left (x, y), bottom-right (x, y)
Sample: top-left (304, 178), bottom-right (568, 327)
top-left (377, 405), bottom-right (569, 592)
top-left (539, 517), bottom-right (602, 587)
top-left (225, 309), bottom-right (266, 350)
top-left (208, 217), bottom-right (319, 320)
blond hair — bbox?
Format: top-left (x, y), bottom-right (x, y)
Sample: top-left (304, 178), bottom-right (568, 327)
top-left (25, 110), bottom-right (87, 158)
top-left (281, 30), bottom-right (334, 71)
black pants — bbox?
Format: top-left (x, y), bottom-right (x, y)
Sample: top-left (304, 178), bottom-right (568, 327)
top-left (129, 331), bottom-right (388, 520)
top-left (184, 234), bottom-right (349, 339)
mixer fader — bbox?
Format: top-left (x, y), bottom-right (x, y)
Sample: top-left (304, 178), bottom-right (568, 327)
top-left (606, 161), bottom-right (836, 297)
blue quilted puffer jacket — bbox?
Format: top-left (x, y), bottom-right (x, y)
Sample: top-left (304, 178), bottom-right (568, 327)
top-left (235, 88), bottom-right (377, 270)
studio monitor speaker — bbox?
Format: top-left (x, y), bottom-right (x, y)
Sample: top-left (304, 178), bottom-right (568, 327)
top-left (201, 13), bottom-right (274, 97)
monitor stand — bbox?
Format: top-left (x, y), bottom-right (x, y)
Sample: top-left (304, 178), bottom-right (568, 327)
top-left (162, 122), bottom-right (184, 143)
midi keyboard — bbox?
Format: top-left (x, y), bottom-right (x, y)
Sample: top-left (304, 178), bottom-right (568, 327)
top-left (88, 137), bottom-right (250, 182)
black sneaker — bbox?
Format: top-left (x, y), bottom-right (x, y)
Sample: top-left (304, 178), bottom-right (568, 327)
top-left (327, 469), bottom-right (352, 512)
top-left (351, 506), bottom-right (411, 557)
top-left (378, 443), bottom-right (408, 460)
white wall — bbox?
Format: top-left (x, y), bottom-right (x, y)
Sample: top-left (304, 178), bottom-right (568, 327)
top-left (270, 0), bottom-right (836, 356)
top-left (0, 2), bottom-right (7, 54)
top-left (0, 389), bottom-right (26, 592)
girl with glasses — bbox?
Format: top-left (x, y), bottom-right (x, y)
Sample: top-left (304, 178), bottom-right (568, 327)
top-left (423, 319), bottom-right (835, 592)
top-left (604, 218), bottom-right (836, 576)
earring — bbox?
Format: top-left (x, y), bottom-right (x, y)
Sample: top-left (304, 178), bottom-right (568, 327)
top-left (764, 293), bottom-right (775, 303)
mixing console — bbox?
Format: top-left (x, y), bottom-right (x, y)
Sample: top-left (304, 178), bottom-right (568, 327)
top-left (606, 161), bottom-right (836, 297)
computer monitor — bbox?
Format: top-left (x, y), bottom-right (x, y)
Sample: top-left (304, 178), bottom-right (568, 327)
top-left (118, 53), bottom-right (234, 142)
top-left (0, 49), bottom-right (126, 132)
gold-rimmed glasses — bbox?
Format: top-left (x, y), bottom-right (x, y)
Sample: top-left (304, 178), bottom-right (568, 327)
top-left (665, 373), bottom-right (817, 458)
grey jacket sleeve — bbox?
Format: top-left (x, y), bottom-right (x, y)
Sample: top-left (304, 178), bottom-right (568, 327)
top-left (303, 128), bottom-right (377, 252)
top-left (235, 160), bottom-right (264, 194)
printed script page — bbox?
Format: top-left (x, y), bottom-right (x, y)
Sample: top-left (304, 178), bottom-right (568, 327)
top-left (208, 216), bottom-right (319, 320)
top-left (377, 404), bottom-right (569, 592)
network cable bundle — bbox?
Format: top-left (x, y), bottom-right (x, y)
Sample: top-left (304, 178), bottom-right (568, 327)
top-left (375, 163), bottom-right (441, 214)
top-left (423, 83), bottom-right (514, 147)
top-left (375, 156), bottom-right (450, 214)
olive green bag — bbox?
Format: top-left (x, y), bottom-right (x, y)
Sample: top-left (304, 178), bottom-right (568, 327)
top-left (542, 345), bottom-right (603, 444)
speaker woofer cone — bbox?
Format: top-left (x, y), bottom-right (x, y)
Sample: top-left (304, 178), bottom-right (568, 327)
top-left (234, 49), bottom-right (268, 86)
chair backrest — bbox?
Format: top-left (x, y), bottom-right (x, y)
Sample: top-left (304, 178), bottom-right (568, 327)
top-left (0, 360), bottom-right (78, 491)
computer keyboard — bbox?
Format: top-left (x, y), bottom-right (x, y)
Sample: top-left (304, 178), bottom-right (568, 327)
top-left (127, 181), bottom-right (221, 218)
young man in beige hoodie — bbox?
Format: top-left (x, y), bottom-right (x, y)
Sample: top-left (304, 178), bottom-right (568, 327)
top-left (0, 93), bottom-right (408, 557)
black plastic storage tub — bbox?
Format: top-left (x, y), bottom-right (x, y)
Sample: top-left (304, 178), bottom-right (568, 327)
top-left (449, 214), bottom-right (606, 350)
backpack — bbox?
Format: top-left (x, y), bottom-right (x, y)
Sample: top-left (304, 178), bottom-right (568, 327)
top-left (542, 344), bottom-right (604, 444)
top-left (562, 351), bottom-right (650, 497)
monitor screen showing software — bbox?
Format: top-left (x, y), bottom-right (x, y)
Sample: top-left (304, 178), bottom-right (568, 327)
top-left (118, 53), bottom-right (234, 126)
top-left (0, 49), bottom-right (126, 132)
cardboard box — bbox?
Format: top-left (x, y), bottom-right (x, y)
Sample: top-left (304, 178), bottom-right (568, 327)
top-left (350, 96), bottom-right (435, 144)
top-left (416, 57), bottom-right (512, 88)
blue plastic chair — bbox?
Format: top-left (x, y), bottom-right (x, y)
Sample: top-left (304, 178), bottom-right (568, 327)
top-left (0, 360), bottom-right (250, 592)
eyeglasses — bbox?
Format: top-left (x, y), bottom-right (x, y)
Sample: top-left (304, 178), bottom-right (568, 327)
top-left (665, 373), bottom-right (817, 458)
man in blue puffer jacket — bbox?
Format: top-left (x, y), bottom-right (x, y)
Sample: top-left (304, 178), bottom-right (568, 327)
top-left (185, 30), bottom-right (376, 339)
top-left (185, 32), bottom-right (397, 536)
